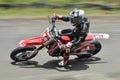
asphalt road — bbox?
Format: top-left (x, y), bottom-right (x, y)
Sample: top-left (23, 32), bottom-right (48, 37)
top-left (0, 16), bottom-right (120, 80)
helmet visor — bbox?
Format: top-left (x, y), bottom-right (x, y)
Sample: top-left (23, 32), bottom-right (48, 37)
top-left (70, 16), bottom-right (82, 25)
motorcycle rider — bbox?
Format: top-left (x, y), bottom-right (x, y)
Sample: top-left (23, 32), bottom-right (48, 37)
top-left (54, 8), bottom-right (90, 66)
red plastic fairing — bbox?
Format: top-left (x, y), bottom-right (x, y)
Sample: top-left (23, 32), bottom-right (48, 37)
top-left (61, 33), bottom-right (93, 44)
top-left (85, 33), bottom-right (94, 41)
top-left (61, 35), bottom-right (72, 44)
top-left (18, 36), bottom-right (44, 47)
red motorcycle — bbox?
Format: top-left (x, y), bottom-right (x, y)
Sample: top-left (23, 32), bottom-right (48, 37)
top-left (10, 17), bottom-right (109, 64)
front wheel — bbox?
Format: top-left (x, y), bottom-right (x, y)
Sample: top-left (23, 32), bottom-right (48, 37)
top-left (77, 41), bottom-right (102, 58)
top-left (10, 46), bottom-right (37, 62)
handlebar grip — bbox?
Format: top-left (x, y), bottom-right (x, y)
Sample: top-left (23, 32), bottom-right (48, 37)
top-left (52, 17), bottom-right (56, 23)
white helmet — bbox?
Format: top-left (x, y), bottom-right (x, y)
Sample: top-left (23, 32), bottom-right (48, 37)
top-left (70, 8), bottom-right (85, 26)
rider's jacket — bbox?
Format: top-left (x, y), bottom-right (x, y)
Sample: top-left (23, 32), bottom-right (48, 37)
top-left (59, 16), bottom-right (90, 46)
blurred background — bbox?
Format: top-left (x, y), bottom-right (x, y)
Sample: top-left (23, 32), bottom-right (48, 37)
top-left (0, 0), bottom-right (119, 17)
top-left (0, 1), bottom-right (120, 80)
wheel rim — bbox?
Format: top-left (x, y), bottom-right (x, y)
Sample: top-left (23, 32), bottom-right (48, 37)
top-left (16, 51), bottom-right (34, 61)
top-left (87, 44), bottom-right (96, 53)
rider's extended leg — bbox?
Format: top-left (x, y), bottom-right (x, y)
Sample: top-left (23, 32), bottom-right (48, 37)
top-left (59, 29), bottom-right (73, 35)
top-left (58, 53), bottom-right (70, 67)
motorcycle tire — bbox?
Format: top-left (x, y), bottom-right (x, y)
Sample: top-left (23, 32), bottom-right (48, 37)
top-left (77, 41), bottom-right (102, 58)
top-left (10, 46), bottom-right (37, 62)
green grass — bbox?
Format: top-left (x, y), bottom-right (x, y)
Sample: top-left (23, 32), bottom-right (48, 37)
top-left (0, 7), bottom-right (119, 18)
top-left (0, 0), bottom-right (119, 5)
top-left (0, 7), bottom-right (71, 17)
top-left (0, 0), bottom-right (119, 17)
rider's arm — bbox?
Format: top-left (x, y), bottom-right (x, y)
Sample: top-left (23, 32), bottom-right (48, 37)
top-left (54, 14), bottom-right (70, 22)
top-left (60, 17), bottom-right (70, 22)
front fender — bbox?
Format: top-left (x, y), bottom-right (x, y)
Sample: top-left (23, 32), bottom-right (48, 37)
top-left (18, 36), bottom-right (44, 47)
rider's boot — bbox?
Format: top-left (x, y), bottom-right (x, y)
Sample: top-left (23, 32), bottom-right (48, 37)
top-left (58, 53), bottom-right (70, 67)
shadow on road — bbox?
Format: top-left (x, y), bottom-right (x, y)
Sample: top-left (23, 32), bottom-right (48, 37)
top-left (11, 57), bottom-right (107, 72)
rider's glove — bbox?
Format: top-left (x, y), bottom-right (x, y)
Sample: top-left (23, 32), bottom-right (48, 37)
top-left (53, 13), bottom-right (62, 19)
top-left (60, 44), bottom-right (66, 51)
top-left (65, 42), bottom-right (72, 53)
top-left (66, 42), bottom-right (72, 48)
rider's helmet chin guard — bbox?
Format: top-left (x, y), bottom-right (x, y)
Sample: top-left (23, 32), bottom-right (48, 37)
top-left (70, 8), bottom-right (85, 26)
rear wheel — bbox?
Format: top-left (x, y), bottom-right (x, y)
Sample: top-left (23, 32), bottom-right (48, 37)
top-left (10, 46), bottom-right (37, 62)
top-left (77, 41), bottom-right (102, 58)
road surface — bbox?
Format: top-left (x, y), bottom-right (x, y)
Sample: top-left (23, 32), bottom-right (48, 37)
top-left (0, 16), bottom-right (120, 80)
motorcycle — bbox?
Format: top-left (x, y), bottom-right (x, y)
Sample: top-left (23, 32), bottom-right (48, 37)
top-left (10, 17), bottom-right (109, 66)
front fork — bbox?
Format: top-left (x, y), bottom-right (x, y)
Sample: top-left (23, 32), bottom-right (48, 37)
top-left (32, 45), bottom-right (44, 55)
top-left (38, 45), bottom-right (44, 50)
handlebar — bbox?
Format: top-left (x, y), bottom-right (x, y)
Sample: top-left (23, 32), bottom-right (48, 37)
top-left (48, 17), bottom-right (64, 49)
top-left (48, 16), bottom-right (56, 25)
top-left (48, 17), bottom-right (60, 43)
